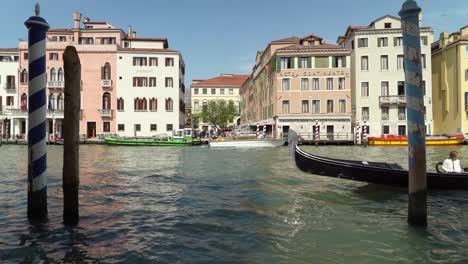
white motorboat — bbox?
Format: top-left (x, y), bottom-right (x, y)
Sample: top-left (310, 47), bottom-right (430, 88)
top-left (209, 139), bottom-right (285, 148)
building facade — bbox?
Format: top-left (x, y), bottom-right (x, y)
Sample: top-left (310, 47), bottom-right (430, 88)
top-left (339, 15), bottom-right (434, 137)
top-left (190, 74), bottom-right (248, 131)
top-left (241, 35), bottom-right (352, 138)
top-left (0, 12), bottom-right (185, 140)
top-left (0, 49), bottom-right (20, 139)
top-left (431, 26), bottom-right (468, 134)
top-left (116, 36), bottom-right (185, 137)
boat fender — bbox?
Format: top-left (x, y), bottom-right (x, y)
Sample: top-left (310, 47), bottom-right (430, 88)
top-left (362, 161), bottom-right (369, 165)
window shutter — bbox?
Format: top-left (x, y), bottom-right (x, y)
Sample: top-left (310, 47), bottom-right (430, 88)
top-left (307, 57), bottom-right (312, 68)
top-left (291, 58), bottom-right (295, 69)
top-left (108, 65), bottom-right (111, 80)
top-left (394, 37), bottom-right (397, 47)
top-left (101, 67), bottom-right (104, 80)
top-left (377, 39), bottom-right (381, 47)
top-left (276, 57), bottom-right (281, 71)
top-left (298, 58), bottom-right (302, 69)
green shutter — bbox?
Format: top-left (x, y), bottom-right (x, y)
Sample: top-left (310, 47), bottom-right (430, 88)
top-left (394, 37), bottom-right (397, 47)
top-left (290, 58), bottom-right (295, 69)
top-left (307, 57), bottom-right (312, 68)
top-left (276, 57), bottom-right (281, 71)
top-left (332, 57), bottom-right (337, 68)
top-left (298, 57), bottom-right (302, 68)
top-left (315, 57), bottom-right (329, 68)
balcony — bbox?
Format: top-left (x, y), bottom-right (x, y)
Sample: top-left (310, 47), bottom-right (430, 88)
top-left (99, 109), bottom-right (113, 118)
top-left (46, 109), bottom-right (64, 118)
top-left (4, 83), bottom-right (16, 92)
top-left (48, 81), bottom-right (64, 89)
top-left (101, 80), bottom-right (112, 89)
top-left (398, 113), bottom-right (406, 121)
top-left (379, 95), bottom-right (406, 105)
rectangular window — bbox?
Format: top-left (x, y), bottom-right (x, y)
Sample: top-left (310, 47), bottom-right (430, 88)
top-left (194, 88), bottom-right (199, 95)
top-left (361, 82), bottom-right (369, 97)
top-left (203, 88), bottom-right (207, 95)
top-left (135, 124), bottom-right (141, 131)
top-left (326, 78), bottom-right (333, 90)
top-left (49, 53), bottom-right (59, 60)
top-left (194, 101), bottom-right (199, 111)
top-left (282, 100), bottom-right (290, 113)
top-left (384, 23), bottom-right (392, 29)
top-left (151, 124), bottom-right (157, 131)
top-left (339, 99), bottom-right (346, 113)
top-left (315, 56), bottom-right (329, 68)
top-left (220, 88), bottom-right (225, 95)
top-left (301, 78), bottom-right (309, 90)
top-left (103, 122), bottom-right (110, 133)
top-left (118, 124), bottom-right (125, 131)
top-left (280, 57), bottom-right (294, 69)
top-left (362, 107), bottom-right (369, 120)
top-left (282, 78), bottom-right (290, 91)
top-left (383, 125), bottom-right (390, 134)
top-left (394, 37), bottom-right (403, 47)
top-left (327, 100), bottom-right (334, 113)
top-left (312, 100), bottom-right (320, 113)
top-left (398, 107), bottom-right (406, 120)
top-left (229, 88), bottom-right (234, 95)
top-left (377, 37), bottom-right (388, 47)
top-left (210, 88), bottom-right (215, 95)
top-left (149, 57), bottom-right (158, 66)
top-left (421, 54), bottom-right (426, 69)
top-left (301, 100), bottom-right (309, 113)
top-left (361, 56), bottom-right (368, 71)
top-left (6, 96), bottom-right (14, 106)
top-left (420, 36), bottom-right (428, 46)
top-left (24, 53), bottom-right (28, 60)
top-left (166, 124), bottom-right (173, 131)
top-left (398, 81), bottom-right (405, 95)
top-left (132, 57), bottom-right (147, 66)
top-left (338, 77), bottom-right (345, 90)
top-left (397, 55), bottom-right (404, 70)
top-left (312, 78), bottom-right (320, 90)
top-left (332, 56), bottom-right (346, 68)
top-left (165, 58), bottom-right (174, 66)
top-left (358, 38), bottom-right (368, 48)
top-left (382, 107), bottom-right (389, 120)
top-left (380, 55), bottom-right (389, 70)
top-left (149, 77), bottom-right (157, 87)
top-left (165, 77), bottom-right (173, 87)
top-left (381, 81), bottom-right (389, 96)
top-left (398, 125), bottom-right (406, 136)
top-left (299, 57), bottom-right (310, 68)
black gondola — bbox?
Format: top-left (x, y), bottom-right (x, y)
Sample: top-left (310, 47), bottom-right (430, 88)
top-left (294, 145), bottom-right (468, 190)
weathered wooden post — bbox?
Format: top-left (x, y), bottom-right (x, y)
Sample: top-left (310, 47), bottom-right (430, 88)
top-left (399, 0), bottom-right (427, 226)
top-left (25, 3), bottom-right (49, 221)
top-left (63, 46), bottom-right (81, 225)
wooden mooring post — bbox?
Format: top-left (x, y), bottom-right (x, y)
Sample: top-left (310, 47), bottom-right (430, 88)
top-left (63, 46), bottom-right (81, 225)
top-left (399, 0), bottom-right (427, 227)
top-left (25, 3), bottom-right (49, 222)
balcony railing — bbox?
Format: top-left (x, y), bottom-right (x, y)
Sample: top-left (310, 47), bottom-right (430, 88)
top-left (48, 81), bottom-right (64, 89)
top-left (398, 113), bottom-right (406, 121)
top-left (381, 113), bottom-right (389, 121)
top-left (4, 83), bottom-right (16, 91)
top-left (101, 80), bottom-right (112, 88)
top-left (100, 109), bottom-right (112, 118)
top-left (46, 109), bottom-right (64, 118)
top-left (379, 95), bottom-right (406, 105)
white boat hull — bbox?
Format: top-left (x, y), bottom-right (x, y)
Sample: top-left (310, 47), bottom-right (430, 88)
top-left (209, 140), bottom-right (284, 148)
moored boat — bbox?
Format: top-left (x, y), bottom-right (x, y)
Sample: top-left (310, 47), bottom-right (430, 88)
top-left (294, 145), bottom-right (468, 190)
top-left (105, 128), bottom-right (201, 146)
top-left (367, 134), bottom-right (464, 146)
top-left (209, 138), bottom-right (285, 148)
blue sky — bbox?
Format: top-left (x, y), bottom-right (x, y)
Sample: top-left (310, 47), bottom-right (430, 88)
top-left (2, 0), bottom-right (468, 86)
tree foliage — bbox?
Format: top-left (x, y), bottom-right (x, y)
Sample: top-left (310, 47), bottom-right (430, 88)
top-left (199, 99), bottom-right (237, 133)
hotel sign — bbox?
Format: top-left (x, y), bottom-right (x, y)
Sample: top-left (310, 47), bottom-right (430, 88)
top-left (279, 70), bottom-right (350, 77)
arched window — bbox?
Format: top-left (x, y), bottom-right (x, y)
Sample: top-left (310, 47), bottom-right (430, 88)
top-left (57, 93), bottom-right (64, 110)
top-left (48, 93), bottom-right (56, 110)
top-left (149, 98), bottom-right (157, 111)
top-left (102, 92), bottom-right (111, 110)
top-left (165, 98), bottom-right (173, 111)
top-left (102, 63), bottom-right (111, 80)
top-left (57, 68), bottom-right (64, 82)
top-left (117, 97), bottom-right (124, 111)
top-left (134, 98), bottom-right (139, 111)
top-left (50, 68), bottom-right (56, 81)
top-left (142, 98), bottom-right (147, 111)
top-left (20, 93), bottom-right (27, 110)
top-left (20, 69), bottom-right (28, 83)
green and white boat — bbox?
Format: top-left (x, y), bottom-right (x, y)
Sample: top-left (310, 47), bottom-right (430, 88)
top-left (105, 128), bottom-right (202, 146)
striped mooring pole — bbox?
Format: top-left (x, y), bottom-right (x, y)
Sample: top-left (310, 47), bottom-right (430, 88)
top-left (399, 0), bottom-right (427, 226)
top-left (256, 122), bottom-right (259, 139)
top-left (363, 119), bottom-right (367, 147)
top-left (314, 120), bottom-right (319, 146)
top-left (355, 120), bottom-right (360, 145)
top-left (25, 3), bottom-right (49, 221)
top-left (263, 121), bottom-right (266, 139)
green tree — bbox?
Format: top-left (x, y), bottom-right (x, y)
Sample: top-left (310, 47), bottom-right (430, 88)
top-left (199, 99), bottom-right (237, 135)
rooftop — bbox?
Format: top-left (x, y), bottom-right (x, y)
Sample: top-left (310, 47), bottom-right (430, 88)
top-left (192, 74), bottom-right (249, 87)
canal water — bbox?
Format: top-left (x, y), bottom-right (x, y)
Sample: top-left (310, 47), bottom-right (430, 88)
top-left (1, 144), bottom-right (468, 263)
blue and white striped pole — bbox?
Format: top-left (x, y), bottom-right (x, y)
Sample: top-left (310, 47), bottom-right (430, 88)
top-left (399, 0), bottom-right (427, 227)
top-left (25, 3), bottom-right (49, 221)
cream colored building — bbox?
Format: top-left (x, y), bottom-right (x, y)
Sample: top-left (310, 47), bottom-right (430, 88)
top-left (339, 15), bottom-right (434, 136)
top-left (190, 74), bottom-right (248, 131)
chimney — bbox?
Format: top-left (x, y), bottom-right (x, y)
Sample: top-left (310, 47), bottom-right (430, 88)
top-left (132, 31), bottom-right (136, 38)
top-left (461, 25), bottom-right (468, 38)
top-left (84, 17), bottom-right (90, 23)
top-left (73, 12), bottom-right (82, 29)
top-left (440, 32), bottom-right (449, 49)
top-left (128, 26), bottom-right (133, 37)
